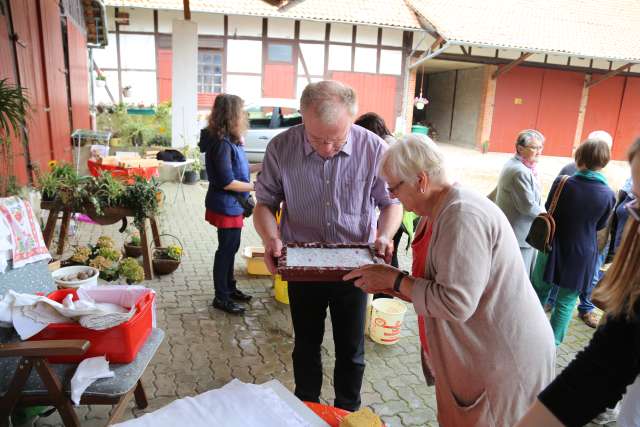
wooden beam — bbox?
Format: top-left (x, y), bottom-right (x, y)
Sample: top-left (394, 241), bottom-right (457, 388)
top-left (587, 62), bottom-right (634, 88)
top-left (492, 52), bottom-right (533, 79)
top-left (183, 0), bottom-right (191, 20)
top-left (430, 35), bottom-right (444, 51)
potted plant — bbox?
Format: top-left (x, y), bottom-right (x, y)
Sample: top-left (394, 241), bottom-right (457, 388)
top-left (96, 74), bottom-right (107, 88)
top-left (123, 228), bottom-right (142, 258)
top-left (182, 146), bottom-right (200, 184)
top-left (0, 79), bottom-right (30, 196)
top-left (119, 257), bottom-right (144, 284)
top-left (152, 242), bottom-right (182, 275)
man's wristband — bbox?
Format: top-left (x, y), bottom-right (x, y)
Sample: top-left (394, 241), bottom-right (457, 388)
top-left (393, 270), bottom-right (409, 292)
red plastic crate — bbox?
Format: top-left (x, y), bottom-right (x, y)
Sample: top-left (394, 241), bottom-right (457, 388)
top-left (29, 288), bottom-right (154, 363)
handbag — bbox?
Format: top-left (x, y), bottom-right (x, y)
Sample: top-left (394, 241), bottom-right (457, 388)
top-left (525, 175), bottom-right (570, 253)
top-left (231, 192), bottom-right (255, 218)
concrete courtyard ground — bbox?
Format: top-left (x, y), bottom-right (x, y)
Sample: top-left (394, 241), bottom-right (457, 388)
top-left (35, 143), bottom-right (631, 426)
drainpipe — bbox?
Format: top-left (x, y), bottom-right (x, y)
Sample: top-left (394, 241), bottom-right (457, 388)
top-left (89, 47), bottom-right (96, 130)
top-left (409, 41), bottom-right (452, 70)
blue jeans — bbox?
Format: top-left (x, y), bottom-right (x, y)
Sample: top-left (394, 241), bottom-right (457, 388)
top-left (547, 250), bottom-right (605, 313)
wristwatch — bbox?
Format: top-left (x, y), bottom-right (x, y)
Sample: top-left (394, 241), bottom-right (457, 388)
top-left (393, 270), bottom-right (409, 293)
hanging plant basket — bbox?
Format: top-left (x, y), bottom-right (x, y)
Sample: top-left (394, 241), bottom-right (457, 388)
top-left (84, 203), bottom-right (131, 226)
top-left (123, 243), bottom-right (143, 258)
top-left (152, 233), bottom-right (183, 275)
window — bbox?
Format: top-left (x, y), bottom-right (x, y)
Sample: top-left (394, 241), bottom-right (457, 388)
top-left (268, 43), bottom-right (293, 63)
top-left (198, 49), bottom-right (223, 93)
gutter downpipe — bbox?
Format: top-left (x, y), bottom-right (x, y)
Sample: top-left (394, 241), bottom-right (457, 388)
top-left (409, 40), bottom-right (453, 70)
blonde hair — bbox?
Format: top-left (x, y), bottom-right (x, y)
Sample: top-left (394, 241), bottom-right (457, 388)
top-left (379, 134), bottom-right (446, 184)
top-left (593, 138), bottom-right (640, 319)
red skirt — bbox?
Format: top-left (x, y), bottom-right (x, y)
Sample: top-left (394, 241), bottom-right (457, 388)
top-left (205, 209), bottom-right (243, 229)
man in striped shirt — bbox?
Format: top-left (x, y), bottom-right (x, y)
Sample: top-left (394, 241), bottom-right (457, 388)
top-left (254, 80), bottom-right (402, 411)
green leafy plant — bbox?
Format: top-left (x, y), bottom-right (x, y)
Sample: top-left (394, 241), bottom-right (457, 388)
top-left (84, 172), bottom-right (125, 214)
top-left (119, 257), bottom-right (144, 284)
top-left (70, 246), bottom-right (92, 264)
top-left (96, 235), bottom-right (115, 249)
top-left (97, 246), bottom-right (121, 262)
top-left (121, 176), bottom-right (161, 228)
top-left (96, 75), bottom-right (106, 82)
top-left (126, 228), bottom-right (141, 246)
top-left (0, 79), bottom-right (30, 196)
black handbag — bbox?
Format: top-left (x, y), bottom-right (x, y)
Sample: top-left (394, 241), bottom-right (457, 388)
top-left (231, 192), bottom-right (255, 218)
top-left (525, 175), bottom-right (569, 253)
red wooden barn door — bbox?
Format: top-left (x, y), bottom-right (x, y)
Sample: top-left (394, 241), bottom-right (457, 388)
top-left (580, 76), bottom-right (624, 146)
top-left (490, 67), bottom-right (544, 153)
top-left (39, 0), bottom-right (71, 163)
top-left (157, 48), bottom-right (172, 103)
top-left (66, 18), bottom-right (90, 131)
top-left (263, 63), bottom-right (295, 99)
top-left (535, 70), bottom-right (584, 157)
top-left (491, 67), bottom-right (583, 156)
top-left (8, 0), bottom-right (52, 181)
top-left (330, 72), bottom-right (398, 131)
top-left (613, 77), bottom-right (640, 160)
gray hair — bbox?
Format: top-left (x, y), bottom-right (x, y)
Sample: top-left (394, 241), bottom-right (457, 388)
top-left (587, 130), bottom-right (613, 149)
top-left (516, 129), bottom-right (545, 148)
top-left (380, 134), bottom-right (446, 184)
top-left (300, 80), bottom-right (358, 124)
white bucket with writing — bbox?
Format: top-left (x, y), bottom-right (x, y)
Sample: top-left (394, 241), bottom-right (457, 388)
top-left (369, 298), bottom-right (407, 345)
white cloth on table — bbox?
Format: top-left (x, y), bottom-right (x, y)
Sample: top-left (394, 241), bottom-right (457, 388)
top-left (0, 289), bottom-right (133, 339)
top-left (112, 379), bottom-right (326, 427)
top-left (70, 356), bottom-right (115, 406)
top-left (0, 196), bottom-right (50, 270)
top-left (0, 217), bottom-right (12, 273)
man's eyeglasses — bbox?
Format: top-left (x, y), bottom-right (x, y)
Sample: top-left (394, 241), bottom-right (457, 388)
top-left (387, 181), bottom-right (405, 196)
top-left (625, 198), bottom-right (640, 222)
top-left (526, 144), bottom-right (544, 152)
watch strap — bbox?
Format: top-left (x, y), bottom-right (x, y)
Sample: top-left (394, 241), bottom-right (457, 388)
top-left (393, 270), bottom-right (409, 292)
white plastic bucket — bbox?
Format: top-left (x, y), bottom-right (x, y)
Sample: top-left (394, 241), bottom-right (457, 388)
top-left (369, 299), bottom-right (407, 345)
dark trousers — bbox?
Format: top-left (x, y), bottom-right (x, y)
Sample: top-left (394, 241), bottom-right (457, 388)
top-left (213, 227), bottom-right (241, 301)
top-left (288, 281), bottom-right (367, 411)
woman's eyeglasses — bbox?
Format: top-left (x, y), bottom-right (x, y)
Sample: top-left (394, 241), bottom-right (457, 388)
top-left (625, 198), bottom-right (640, 222)
top-left (387, 181), bottom-right (405, 196)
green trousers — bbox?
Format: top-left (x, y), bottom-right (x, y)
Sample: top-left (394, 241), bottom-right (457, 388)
top-left (531, 251), bottom-right (580, 346)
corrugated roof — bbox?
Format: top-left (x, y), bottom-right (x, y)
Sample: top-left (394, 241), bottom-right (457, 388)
top-left (406, 0), bottom-right (640, 63)
top-left (103, 0), bottom-right (422, 29)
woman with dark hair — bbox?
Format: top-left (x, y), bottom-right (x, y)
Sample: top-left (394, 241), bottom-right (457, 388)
top-left (354, 112), bottom-right (395, 145)
top-left (516, 138), bottom-right (640, 427)
top-left (198, 94), bottom-right (253, 315)
top-left (531, 138), bottom-right (615, 345)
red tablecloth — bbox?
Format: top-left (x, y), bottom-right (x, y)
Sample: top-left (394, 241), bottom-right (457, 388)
top-left (88, 159), bottom-right (158, 181)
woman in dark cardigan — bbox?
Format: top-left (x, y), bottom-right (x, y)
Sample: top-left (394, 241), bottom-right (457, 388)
top-left (532, 139), bottom-right (615, 345)
top-left (198, 94), bottom-right (255, 315)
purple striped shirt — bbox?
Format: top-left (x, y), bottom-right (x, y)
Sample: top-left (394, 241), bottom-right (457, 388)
top-left (255, 124), bottom-right (398, 244)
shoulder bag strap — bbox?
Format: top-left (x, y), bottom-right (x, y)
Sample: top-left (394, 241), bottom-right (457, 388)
top-left (548, 175), bottom-right (570, 216)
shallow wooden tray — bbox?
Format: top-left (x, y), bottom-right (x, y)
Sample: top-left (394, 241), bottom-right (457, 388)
top-left (277, 243), bottom-right (383, 282)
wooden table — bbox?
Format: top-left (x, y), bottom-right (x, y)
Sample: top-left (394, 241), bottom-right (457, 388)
top-left (41, 201), bottom-right (161, 280)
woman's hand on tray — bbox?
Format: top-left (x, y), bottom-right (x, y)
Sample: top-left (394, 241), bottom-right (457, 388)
top-left (344, 264), bottom-right (398, 294)
top-left (264, 237), bottom-right (283, 274)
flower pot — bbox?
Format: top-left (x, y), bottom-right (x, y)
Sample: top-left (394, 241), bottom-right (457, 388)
top-left (124, 243), bottom-right (143, 258)
top-left (96, 80), bottom-right (106, 88)
top-left (183, 170), bottom-right (199, 185)
top-left (152, 258), bottom-right (180, 275)
top-left (199, 169), bottom-right (208, 181)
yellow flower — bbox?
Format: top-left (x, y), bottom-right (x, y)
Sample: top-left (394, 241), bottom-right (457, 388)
top-left (48, 160), bottom-right (58, 170)
top-left (158, 127), bottom-right (166, 134)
